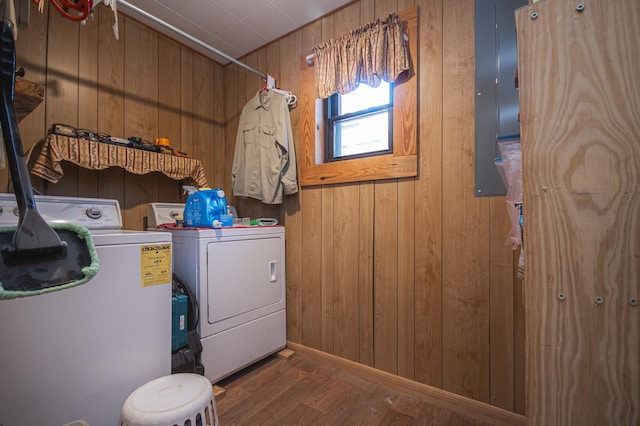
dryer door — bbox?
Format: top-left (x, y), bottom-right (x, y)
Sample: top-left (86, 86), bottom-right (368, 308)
top-left (206, 235), bottom-right (285, 334)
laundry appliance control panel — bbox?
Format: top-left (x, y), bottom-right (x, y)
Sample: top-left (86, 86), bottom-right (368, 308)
top-left (0, 193), bottom-right (122, 229)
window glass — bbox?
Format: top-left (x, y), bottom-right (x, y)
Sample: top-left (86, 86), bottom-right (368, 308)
top-left (333, 110), bottom-right (390, 158)
top-left (327, 82), bottom-right (392, 161)
top-left (340, 82), bottom-right (391, 114)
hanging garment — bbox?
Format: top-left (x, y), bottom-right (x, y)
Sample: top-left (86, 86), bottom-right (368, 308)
top-left (232, 90), bottom-right (298, 204)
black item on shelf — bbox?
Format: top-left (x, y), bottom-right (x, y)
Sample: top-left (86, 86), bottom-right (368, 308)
top-left (130, 141), bottom-right (161, 152)
top-left (50, 123), bottom-right (78, 138)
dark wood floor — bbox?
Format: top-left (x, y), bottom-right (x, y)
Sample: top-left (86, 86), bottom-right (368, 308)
top-left (214, 353), bottom-right (499, 425)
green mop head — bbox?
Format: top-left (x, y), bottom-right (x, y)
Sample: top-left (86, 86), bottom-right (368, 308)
top-left (0, 223), bottom-right (99, 300)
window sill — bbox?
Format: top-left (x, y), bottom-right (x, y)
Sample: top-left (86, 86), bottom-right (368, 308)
top-left (300, 153), bottom-right (417, 186)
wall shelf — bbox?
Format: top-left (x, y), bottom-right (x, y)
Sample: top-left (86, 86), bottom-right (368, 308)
top-left (32, 134), bottom-right (209, 187)
top-left (15, 76), bottom-right (44, 123)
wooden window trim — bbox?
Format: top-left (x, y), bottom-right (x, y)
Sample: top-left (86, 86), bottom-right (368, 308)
top-left (298, 6), bottom-right (419, 187)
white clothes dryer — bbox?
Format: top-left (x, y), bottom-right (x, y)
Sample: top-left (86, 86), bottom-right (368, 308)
top-left (0, 194), bottom-right (172, 426)
top-left (149, 203), bottom-right (286, 383)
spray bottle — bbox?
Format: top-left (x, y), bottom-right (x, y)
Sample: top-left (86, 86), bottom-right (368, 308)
top-left (183, 186), bottom-right (232, 228)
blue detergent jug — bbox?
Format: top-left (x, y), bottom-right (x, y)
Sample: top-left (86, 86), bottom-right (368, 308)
top-left (183, 188), bottom-right (232, 228)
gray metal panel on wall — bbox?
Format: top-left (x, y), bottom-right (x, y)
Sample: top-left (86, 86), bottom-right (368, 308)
top-left (474, 0), bottom-right (526, 197)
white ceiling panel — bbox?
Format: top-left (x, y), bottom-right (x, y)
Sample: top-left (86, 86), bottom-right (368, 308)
top-left (273, 0), bottom-right (334, 24)
top-left (153, 0), bottom-right (192, 15)
top-left (243, 3), bottom-right (297, 41)
top-left (213, 0), bottom-right (272, 20)
top-left (118, 0), bottom-right (354, 65)
top-left (219, 21), bottom-right (269, 55)
top-left (177, 0), bottom-right (238, 33)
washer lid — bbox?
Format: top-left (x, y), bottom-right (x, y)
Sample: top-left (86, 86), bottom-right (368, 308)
top-left (90, 230), bottom-right (172, 246)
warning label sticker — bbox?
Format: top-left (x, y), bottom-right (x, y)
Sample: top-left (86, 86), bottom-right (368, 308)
top-left (140, 243), bottom-right (172, 287)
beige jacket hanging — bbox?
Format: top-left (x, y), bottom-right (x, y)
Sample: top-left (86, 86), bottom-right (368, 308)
top-left (232, 90), bottom-right (298, 204)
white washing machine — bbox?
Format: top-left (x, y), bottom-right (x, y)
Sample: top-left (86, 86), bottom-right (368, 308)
top-left (149, 203), bottom-right (286, 383)
top-left (0, 194), bottom-right (172, 426)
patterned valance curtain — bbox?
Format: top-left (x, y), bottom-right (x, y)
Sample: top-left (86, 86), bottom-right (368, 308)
top-left (312, 12), bottom-right (410, 100)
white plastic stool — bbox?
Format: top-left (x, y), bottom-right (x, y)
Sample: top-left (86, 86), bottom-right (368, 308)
top-left (119, 373), bottom-right (219, 426)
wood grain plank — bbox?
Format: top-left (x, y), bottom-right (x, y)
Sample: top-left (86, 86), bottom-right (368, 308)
top-left (157, 35), bottom-right (182, 203)
top-left (123, 18), bottom-right (159, 230)
top-left (298, 55), bottom-right (316, 170)
top-left (45, 10), bottom-right (80, 197)
top-left (265, 39), bottom-right (279, 86)
top-left (374, 0), bottom-right (397, 19)
top-left (395, 2), bottom-right (419, 383)
top-left (298, 21), bottom-right (324, 350)
top-left (413, 0), bottom-right (444, 389)
top-left (279, 30), bottom-right (304, 343)
top-left (180, 48), bottom-right (194, 191)
top-left (321, 185), bottom-right (335, 354)
top-left (224, 62), bottom-right (241, 205)
top-left (397, 176), bottom-right (415, 380)
top-left (300, 153), bottom-right (418, 186)
top-left (224, 64), bottom-right (238, 202)
top-left (301, 186), bottom-right (323, 349)
top-left (398, 0), bottom-right (416, 11)
top-left (157, 35), bottom-right (182, 150)
top-left (393, 6), bottom-right (418, 157)
top-left (489, 196), bottom-right (515, 410)
top-left (192, 53), bottom-right (215, 189)
top-left (96, 8), bottom-right (125, 204)
top-left (360, 0), bottom-right (375, 22)
top-left (299, 17), bottom-right (321, 172)
top-left (516, 0), bottom-right (640, 423)
top-left (319, 13), bottom-right (335, 356)
top-left (358, 181), bottom-right (374, 367)
top-left (76, 12), bottom-right (99, 198)
top-left (211, 63), bottom-right (225, 193)
top-left (329, 0), bottom-right (362, 365)
top-left (373, 179), bottom-right (399, 374)
top-left (513, 249), bottom-right (525, 415)
top-left (334, 1), bottom-right (361, 35)
top-left (441, 0), bottom-right (491, 402)
top-left (333, 183), bottom-right (360, 362)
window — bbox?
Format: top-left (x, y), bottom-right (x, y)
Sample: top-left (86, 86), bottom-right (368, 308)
top-left (298, 6), bottom-right (418, 186)
top-left (326, 82), bottom-right (393, 161)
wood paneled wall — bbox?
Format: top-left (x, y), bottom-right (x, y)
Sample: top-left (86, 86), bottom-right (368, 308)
top-left (224, 0), bottom-right (524, 413)
top-left (3, 0), bottom-right (524, 414)
top-left (3, 6), bottom-right (226, 229)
